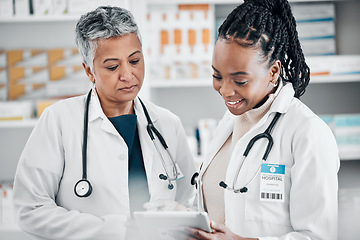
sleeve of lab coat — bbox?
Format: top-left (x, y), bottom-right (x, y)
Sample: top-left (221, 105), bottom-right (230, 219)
top-left (172, 115), bottom-right (197, 207)
top-left (13, 108), bottom-right (128, 240)
top-left (260, 117), bottom-right (340, 240)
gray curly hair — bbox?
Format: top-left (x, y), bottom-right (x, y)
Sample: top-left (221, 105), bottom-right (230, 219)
top-left (75, 6), bottom-right (141, 70)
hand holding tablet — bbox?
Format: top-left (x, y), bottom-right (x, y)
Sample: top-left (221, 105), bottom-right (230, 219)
top-left (134, 211), bottom-right (212, 240)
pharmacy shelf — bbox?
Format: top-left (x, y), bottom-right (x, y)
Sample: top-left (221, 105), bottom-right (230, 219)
top-left (0, 119), bottom-right (37, 128)
top-left (150, 78), bottom-right (211, 88)
top-left (147, 0), bottom-right (344, 5)
top-left (149, 74), bottom-right (360, 88)
top-left (0, 15), bottom-right (80, 23)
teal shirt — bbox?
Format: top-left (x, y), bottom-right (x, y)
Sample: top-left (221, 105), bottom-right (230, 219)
top-left (108, 114), bottom-right (150, 215)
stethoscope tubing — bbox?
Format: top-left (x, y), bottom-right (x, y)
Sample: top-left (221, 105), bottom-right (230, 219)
top-left (194, 112), bottom-right (282, 194)
top-left (76, 89), bottom-right (180, 197)
top-left (82, 90), bottom-right (92, 180)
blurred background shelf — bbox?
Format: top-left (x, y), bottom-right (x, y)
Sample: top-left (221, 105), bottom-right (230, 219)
top-left (1, 0), bottom-right (360, 239)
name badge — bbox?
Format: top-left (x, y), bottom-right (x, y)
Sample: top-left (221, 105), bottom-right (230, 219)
top-left (260, 163), bottom-right (285, 202)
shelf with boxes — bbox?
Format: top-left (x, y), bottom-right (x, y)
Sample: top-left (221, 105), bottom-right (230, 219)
top-left (146, 1), bottom-right (360, 89)
top-left (0, 48), bottom-right (91, 121)
top-left (145, 0), bottom-right (360, 165)
top-left (0, 0), bottom-right (127, 22)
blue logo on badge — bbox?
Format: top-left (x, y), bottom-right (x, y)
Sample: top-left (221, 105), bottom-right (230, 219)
top-left (261, 164), bottom-right (285, 174)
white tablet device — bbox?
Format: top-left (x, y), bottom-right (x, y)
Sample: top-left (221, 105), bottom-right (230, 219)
top-left (133, 211), bottom-right (212, 240)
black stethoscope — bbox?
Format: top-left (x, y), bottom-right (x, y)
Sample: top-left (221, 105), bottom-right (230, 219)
top-left (74, 89), bottom-right (179, 198)
top-left (191, 112), bottom-right (282, 194)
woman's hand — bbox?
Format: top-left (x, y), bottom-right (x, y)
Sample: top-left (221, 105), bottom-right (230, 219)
top-left (187, 221), bottom-right (258, 240)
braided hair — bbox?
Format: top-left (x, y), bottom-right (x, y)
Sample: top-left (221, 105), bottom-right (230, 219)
top-left (218, 0), bottom-right (310, 98)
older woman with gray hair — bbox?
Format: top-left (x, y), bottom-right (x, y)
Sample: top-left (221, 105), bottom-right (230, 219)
top-left (13, 6), bottom-right (196, 240)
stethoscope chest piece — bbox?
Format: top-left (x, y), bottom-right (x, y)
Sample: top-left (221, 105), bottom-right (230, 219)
top-left (74, 179), bottom-right (93, 198)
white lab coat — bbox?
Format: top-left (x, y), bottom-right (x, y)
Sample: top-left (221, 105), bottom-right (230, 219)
top-left (197, 83), bottom-right (340, 240)
top-left (13, 92), bottom-right (196, 240)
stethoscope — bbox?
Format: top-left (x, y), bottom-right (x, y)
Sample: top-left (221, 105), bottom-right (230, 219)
top-left (74, 89), bottom-right (179, 198)
top-left (191, 112), bottom-right (282, 194)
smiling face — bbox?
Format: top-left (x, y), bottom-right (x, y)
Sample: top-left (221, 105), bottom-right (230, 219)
top-left (83, 33), bottom-right (144, 116)
top-left (212, 38), bottom-right (281, 116)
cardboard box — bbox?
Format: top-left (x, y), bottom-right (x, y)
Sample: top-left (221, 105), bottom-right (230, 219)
top-left (36, 99), bottom-right (58, 117)
top-left (7, 49), bottom-right (47, 67)
top-left (48, 48), bottom-right (81, 66)
top-left (8, 66), bottom-right (49, 100)
top-left (0, 100), bottom-right (33, 120)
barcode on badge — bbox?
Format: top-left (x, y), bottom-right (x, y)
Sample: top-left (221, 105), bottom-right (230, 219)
top-left (261, 192), bottom-right (283, 200)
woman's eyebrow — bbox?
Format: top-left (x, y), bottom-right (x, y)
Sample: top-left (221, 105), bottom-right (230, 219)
top-left (102, 51), bottom-right (141, 64)
top-left (231, 71), bottom-right (249, 76)
top-left (212, 65), bottom-right (249, 75)
top-left (103, 58), bottom-right (118, 63)
top-left (129, 50), bottom-right (141, 58)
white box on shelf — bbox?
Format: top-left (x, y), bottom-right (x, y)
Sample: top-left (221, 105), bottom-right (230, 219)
top-left (292, 3), bottom-right (335, 22)
top-left (52, 0), bottom-right (68, 15)
top-left (300, 38), bottom-right (336, 56)
top-left (0, 0), bottom-right (14, 18)
top-left (1, 183), bottom-right (16, 226)
top-left (67, 0), bottom-right (98, 15)
top-left (292, 3), bottom-right (336, 56)
top-left (307, 55), bottom-right (360, 81)
top-left (334, 114), bottom-right (360, 160)
top-left (14, 0), bottom-right (30, 17)
top-left (297, 21), bottom-right (335, 40)
top-left (0, 100), bottom-right (34, 120)
top-left (32, 0), bottom-right (53, 16)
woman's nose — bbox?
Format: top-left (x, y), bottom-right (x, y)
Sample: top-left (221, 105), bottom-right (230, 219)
top-left (118, 64), bottom-right (132, 81)
top-left (219, 81), bottom-right (235, 97)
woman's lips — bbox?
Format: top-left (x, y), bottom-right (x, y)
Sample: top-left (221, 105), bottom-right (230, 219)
top-left (119, 85), bottom-right (136, 92)
top-left (225, 99), bottom-right (244, 109)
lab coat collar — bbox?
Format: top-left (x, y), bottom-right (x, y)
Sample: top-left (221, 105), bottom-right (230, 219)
top-left (87, 90), bottom-right (160, 135)
top-left (268, 82), bottom-right (295, 115)
top-left (199, 82), bottom-right (295, 176)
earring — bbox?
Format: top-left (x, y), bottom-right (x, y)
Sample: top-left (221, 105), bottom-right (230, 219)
top-left (271, 79), bottom-right (278, 87)
top-left (91, 82), bottom-right (96, 95)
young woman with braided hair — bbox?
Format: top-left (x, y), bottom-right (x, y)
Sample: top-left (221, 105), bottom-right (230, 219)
top-left (187, 0), bottom-right (340, 239)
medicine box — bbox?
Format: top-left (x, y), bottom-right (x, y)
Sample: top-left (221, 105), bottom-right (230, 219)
top-left (0, 100), bottom-right (33, 120)
top-left (8, 66), bottom-right (49, 100)
top-left (292, 3), bottom-right (336, 56)
top-left (146, 4), bottom-right (214, 81)
top-left (7, 49), bottom-right (48, 67)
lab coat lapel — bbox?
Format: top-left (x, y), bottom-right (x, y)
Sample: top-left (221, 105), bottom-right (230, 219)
top-left (87, 91), bottom-right (124, 136)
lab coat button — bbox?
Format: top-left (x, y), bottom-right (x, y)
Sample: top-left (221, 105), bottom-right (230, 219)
top-left (120, 154), bottom-right (126, 160)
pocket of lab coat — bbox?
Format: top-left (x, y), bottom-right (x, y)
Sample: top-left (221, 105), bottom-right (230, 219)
top-left (244, 166), bottom-right (291, 226)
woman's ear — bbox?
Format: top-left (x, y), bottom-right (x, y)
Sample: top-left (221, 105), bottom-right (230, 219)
top-left (83, 63), bottom-right (95, 83)
top-left (269, 59), bottom-right (281, 85)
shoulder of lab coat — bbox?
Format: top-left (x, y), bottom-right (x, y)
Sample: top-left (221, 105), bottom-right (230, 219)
top-left (13, 94), bottom-right (196, 239)
top-left (13, 94), bottom-right (128, 240)
top-left (198, 83), bottom-right (339, 239)
top-left (254, 84), bottom-right (339, 239)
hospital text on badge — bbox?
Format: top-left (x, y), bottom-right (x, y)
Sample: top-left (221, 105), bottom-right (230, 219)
top-left (259, 163), bottom-right (285, 202)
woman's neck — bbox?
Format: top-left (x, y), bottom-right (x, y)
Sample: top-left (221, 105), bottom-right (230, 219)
top-left (100, 99), bottom-right (134, 118)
